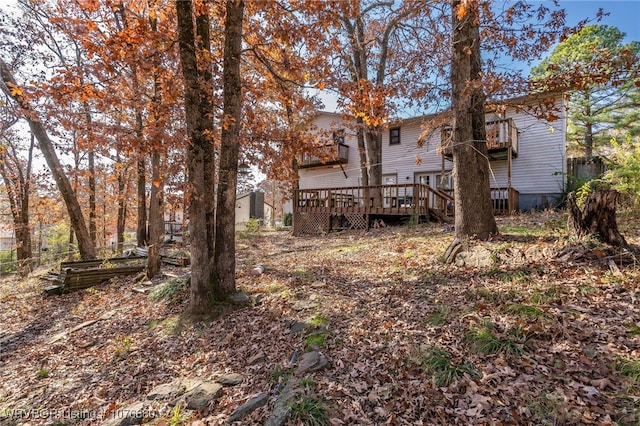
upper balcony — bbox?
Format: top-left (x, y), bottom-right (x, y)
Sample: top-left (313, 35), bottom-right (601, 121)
top-left (439, 118), bottom-right (518, 160)
top-left (299, 143), bottom-right (349, 169)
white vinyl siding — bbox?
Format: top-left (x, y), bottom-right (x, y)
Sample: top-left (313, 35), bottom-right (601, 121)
top-left (300, 99), bottom-right (566, 200)
top-left (298, 113), bottom-right (362, 189)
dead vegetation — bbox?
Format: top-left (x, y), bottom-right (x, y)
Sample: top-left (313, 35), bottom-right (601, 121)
top-left (0, 210), bottom-right (638, 425)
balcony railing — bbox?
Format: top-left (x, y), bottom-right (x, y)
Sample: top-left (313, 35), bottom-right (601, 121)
top-left (299, 143), bottom-right (349, 169)
top-left (439, 118), bottom-right (518, 158)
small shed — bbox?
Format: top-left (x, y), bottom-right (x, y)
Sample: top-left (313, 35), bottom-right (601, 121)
top-left (236, 191), bottom-right (268, 225)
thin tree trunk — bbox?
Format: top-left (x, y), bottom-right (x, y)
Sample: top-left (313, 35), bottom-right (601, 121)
top-left (584, 99), bottom-right (593, 160)
top-left (355, 121), bottom-right (369, 186)
top-left (147, 150), bottom-right (162, 278)
top-left (136, 150), bottom-right (147, 247)
top-left (146, 11), bottom-right (165, 279)
top-left (79, 45), bottom-right (97, 246)
top-left (116, 168), bottom-right (127, 253)
top-left (213, 0), bottom-right (244, 300)
top-left (450, 0), bottom-right (497, 241)
top-left (0, 58), bottom-right (96, 259)
top-left (0, 135), bottom-right (33, 276)
top-left (88, 149), bottom-right (97, 244)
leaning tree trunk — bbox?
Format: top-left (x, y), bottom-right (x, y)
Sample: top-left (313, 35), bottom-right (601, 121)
top-left (567, 190), bottom-right (627, 247)
top-left (0, 58), bottom-right (96, 259)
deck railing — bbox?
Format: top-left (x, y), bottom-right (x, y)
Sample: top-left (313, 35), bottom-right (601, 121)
top-left (294, 183), bottom-right (451, 216)
top-left (294, 184), bottom-right (518, 217)
top-left (490, 187), bottom-right (519, 214)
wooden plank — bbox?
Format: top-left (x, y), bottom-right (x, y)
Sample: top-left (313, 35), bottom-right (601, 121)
top-left (44, 285), bottom-right (63, 295)
top-left (135, 247), bottom-right (149, 257)
top-left (62, 265), bottom-right (146, 291)
top-left (60, 255), bottom-right (146, 270)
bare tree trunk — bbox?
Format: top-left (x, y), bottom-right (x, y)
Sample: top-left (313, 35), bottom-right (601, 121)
top-left (567, 190), bottom-right (627, 247)
top-left (450, 0), bottom-right (497, 241)
top-left (147, 150), bottom-right (162, 278)
top-left (365, 128), bottom-right (382, 205)
top-left (116, 170), bottom-right (127, 252)
top-left (584, 101), bottom-right (593, 160)
top-left (0, 134), bottom-right (34, 276)
top-left (195, 9), bottom-right (217, 262)
top-left (176, 0), bottom-right (216, 315)
top-left (213, 0), bottom-right (244, 300)
top-left (0, 58), bottom-right (96, 259)
top-left (136, 150), bottom-right (147, 247)
top-left (355, 119), bottom-right (369, 187)
top-left (88, 149), bottom-right (97, 244)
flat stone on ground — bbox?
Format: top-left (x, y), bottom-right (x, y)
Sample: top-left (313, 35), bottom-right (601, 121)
top-left (147, 381), bottom-right (187, 401)
top-left (170, 381), bottom-right (223, 410)
top-left (288, 321), bottom-right (309, 334)
top-left (228, 392), bottom-right (269, 423)
top-left (247, 351), bottom-right (265, 365)
top-left (265, 379), bottom-right (301, 426)
top-left (294, 351), bottom-right (330, 377)
top-left (228, 291), bottom-right (251, 305)
top-left (217, 373), bottom-right (244, 386)
top-left (292, 300), bottom-right (316, 311)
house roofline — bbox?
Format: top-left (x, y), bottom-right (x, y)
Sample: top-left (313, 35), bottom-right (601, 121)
top-left (318, 90), bottom-right (565, 128)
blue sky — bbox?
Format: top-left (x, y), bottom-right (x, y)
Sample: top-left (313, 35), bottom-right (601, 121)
top-left (558, 1), bottom-right (640, 43)
top-left (319, 1), bottom-right (640, 113)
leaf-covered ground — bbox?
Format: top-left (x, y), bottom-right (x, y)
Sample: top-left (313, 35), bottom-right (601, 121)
top-left (1, 211), bottom-right (639, 425)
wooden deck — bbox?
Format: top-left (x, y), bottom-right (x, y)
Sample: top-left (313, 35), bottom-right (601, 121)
top-left (293, 184), bottom-right (519, 235)
top-left (293, 184), bottom-right (452, 235)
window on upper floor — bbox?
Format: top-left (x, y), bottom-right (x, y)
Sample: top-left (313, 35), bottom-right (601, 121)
top-left (389, 127), bottom-right (400, 145)
top-left (332, 129), bottom-right (345, 144)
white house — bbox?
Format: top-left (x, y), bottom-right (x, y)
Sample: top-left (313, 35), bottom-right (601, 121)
top-left (236, 191), bottom-right (273, 228)
top-left (294, 92), bottom-right (567, 234)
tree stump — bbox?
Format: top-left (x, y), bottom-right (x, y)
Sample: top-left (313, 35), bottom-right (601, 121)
top-left (567, 190), bottom-right (628, 247)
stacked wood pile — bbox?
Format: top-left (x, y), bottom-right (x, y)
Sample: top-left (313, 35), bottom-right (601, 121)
top-left (41, 246), bottom-right (191, 295)
top-left (42, 255), bottom-right (147, 295)
top-left (134, 246), bottom-right (190, 266)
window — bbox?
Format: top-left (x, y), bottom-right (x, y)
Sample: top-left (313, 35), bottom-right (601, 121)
top-left (415, 173), bottom-right (430, 186)
top-left (382, 174), bottom-right (398, 208)
top-left (332, 129), bottom-right (345, 144)
top-left (389, 127), bottom-right (400, 145)
top-left (436, 174), bottom-right (452, 190)
top-left (383, 174), bottom-right (397, 185)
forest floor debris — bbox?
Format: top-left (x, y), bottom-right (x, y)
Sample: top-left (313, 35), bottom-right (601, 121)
top-left (0, 210), bottom-right (639, 425)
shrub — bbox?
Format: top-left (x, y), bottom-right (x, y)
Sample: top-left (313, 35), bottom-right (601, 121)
top-left (283, 212), bottom-right (293, 227)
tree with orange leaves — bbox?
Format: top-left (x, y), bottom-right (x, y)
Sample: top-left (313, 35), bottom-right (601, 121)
top-left (0, 57), bottom-right (97, 259)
